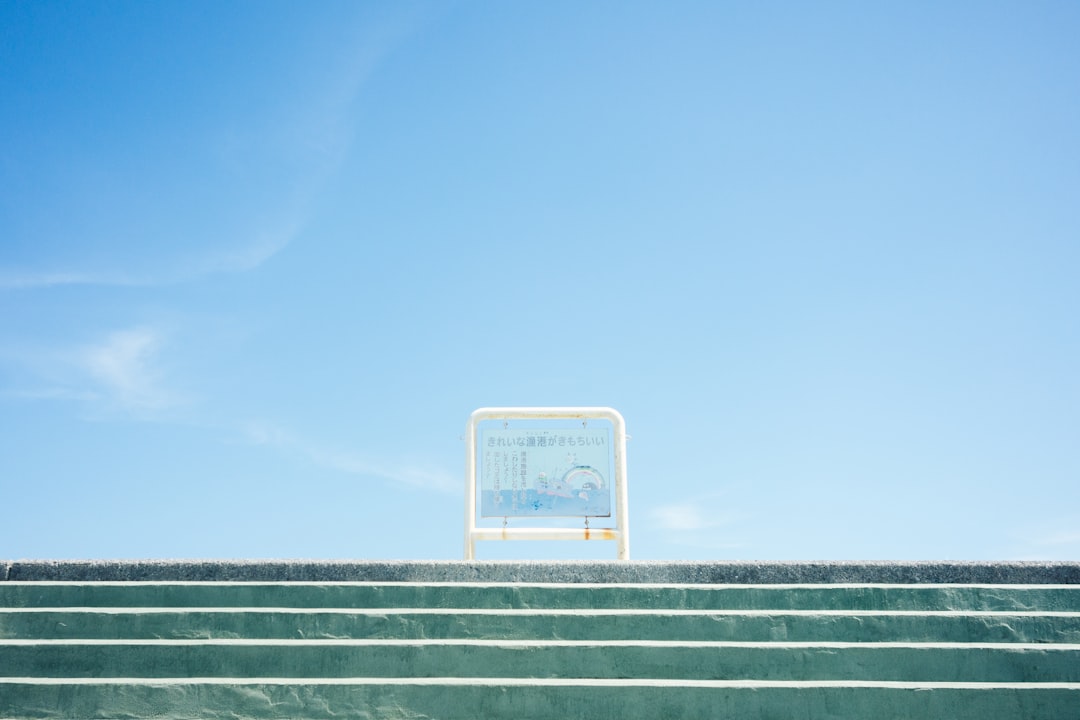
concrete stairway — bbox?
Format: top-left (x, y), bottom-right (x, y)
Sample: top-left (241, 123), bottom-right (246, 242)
top-left (1, 561), bottom-right (1079, 718)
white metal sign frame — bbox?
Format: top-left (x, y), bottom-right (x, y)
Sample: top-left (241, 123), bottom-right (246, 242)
top-left (465, 406), bottom-right (629, 560)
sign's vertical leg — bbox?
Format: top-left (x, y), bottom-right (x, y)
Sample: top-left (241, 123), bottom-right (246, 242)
top-left (464, 415), bottom-right (477, 560)
top-left (612, 409), bottom-right (630, 560)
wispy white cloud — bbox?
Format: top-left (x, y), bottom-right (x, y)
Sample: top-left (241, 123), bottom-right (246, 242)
top-left (1018, 525), bottom-right (1080, 550)
top-left (313, 450), bottom-right (459, 494)
top-left (1, 11), bottom-right (425, 295)
top-left (1035, 530), bottom-right (1080, 547)
top-left (78, 327), bottom-right (182, 412)
top-left (1006, 517), bottom-right (1080, 560)
top-left (651, 501), bottom-right (730, 531)
top-left (243, 420), bottom-right (457, 495)
top-left (0, 233), bottom-right (290, 291)
top-left (649, 494), bottom-right (748, 553)
top-left (1, 386), bottom-right (101, 402)
top-left (196, 230), bottom-right (294, 276)
top-left (1, 326), bottom-right (185, 417)
top-left (0, 271), bottom-right (151, 290)
top-left (243, 421), bottom-right (294, 448)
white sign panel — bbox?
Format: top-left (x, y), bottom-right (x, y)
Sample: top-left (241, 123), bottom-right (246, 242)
top-left (479, 426), bottom-right (613, 518)
top-left (464, 407), bottom-right (630, 560)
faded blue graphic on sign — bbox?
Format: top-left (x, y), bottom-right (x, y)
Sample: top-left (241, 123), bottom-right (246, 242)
top-left (480, 428), bottom-right (612, 517)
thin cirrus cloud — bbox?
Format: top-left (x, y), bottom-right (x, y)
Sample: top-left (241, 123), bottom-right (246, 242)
top-left (651, 502), bottom-right (729, 532)
top-left (195, 229), bottom-right (295, 276)
top-left (0, 233), bottom-right (292, 291)
top-left (0, 271), bottom-right (152, 291)
top-left (78, 327), bottom-right (182, 413)
top-left (243, 421), bottom-right (458, 495)
top-left (1038, 530), bottom-right (1080, 546)
top-left (0, 327), bottom-right (180, 415)
top-left (0, 12), bottom-right (420, 296)
top-left (1022, 527), bottom-right (1080, 553)
top-left (314, 450), bottom-right (459, 495)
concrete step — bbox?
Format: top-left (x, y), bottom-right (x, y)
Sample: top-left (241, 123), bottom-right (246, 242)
top-left (4, 639), bottom-right (1079, 682)
top-left (3, 581), bottom-right (1078, 611)
top-left (2, 678), bottom-right (1078, 720)
top-left (4, 608), bottom-right (1079, 643)
top-left (2, 563), bottom-right (1078, 719)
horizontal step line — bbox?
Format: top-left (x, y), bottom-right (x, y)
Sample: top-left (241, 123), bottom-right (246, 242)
top-left (5, 639), bottom-right (1080, 649)
top-left (6, 581), bottom-right (1079, 590)
top-left (2, 677), bottom-right (1079, 690)
top-left (4, 607), bottom-right (1078, 617)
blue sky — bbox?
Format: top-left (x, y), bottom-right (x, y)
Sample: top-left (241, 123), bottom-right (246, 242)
top-left (2, 1), bottom-right (1078, 561)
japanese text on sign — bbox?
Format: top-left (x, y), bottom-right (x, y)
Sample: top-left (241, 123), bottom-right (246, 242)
top-left (479, 428), bottom-right (612, 518)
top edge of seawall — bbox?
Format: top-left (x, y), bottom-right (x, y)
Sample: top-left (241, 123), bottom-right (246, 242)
top-left (3, 560), bottom-right (1080, 584)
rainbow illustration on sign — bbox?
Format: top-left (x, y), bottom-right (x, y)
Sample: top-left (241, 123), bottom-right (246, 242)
top-left (479, 428), bottom-right (612, 517)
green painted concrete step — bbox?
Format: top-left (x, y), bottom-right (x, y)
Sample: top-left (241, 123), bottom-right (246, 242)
top-left (2, 563), bottom-right (1077, 719)
top-left (4, 608), bottom-right (1079, 643)
top-left (4, 640), bottom-right (1079, 682)
top-left (7, 560), bottom-right (1077, 585)
top-left (2, 679), bottom-right (1078, 720)
top-left (4, 582), bottom-right (1079, 611)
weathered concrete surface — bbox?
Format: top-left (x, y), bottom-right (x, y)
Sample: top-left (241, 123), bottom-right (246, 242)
top-left (2, 561), bottom-right (1078, 719)
top-left (7, 609), bottom-right (1079, 643)
top-left (4, 582), bottom-right (1076, 610)
top-left (5, 642), bottom-right (1080, 682)
top-left (2, 681), bottom-right (1078, 720)
top-left (5, 559), bottom-right (1080, 583)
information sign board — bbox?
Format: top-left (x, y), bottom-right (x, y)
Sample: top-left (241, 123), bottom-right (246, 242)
top-left (479, 426), bottom-right (612, 518)
top-left (465, 407), bottom-right (630, 560)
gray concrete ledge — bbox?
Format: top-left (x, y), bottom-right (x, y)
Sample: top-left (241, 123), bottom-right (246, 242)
top-left (4, 560), bottom-right (1079, 584)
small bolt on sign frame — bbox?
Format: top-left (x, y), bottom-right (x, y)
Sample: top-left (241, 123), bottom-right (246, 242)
top-left (465, 407), bottom-right (630, 560)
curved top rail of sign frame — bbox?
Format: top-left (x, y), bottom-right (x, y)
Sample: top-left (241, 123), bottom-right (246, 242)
top-left (465, 406), bottom-right (630, 559)
top-left (468, 406), bottom-right (626, 428)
